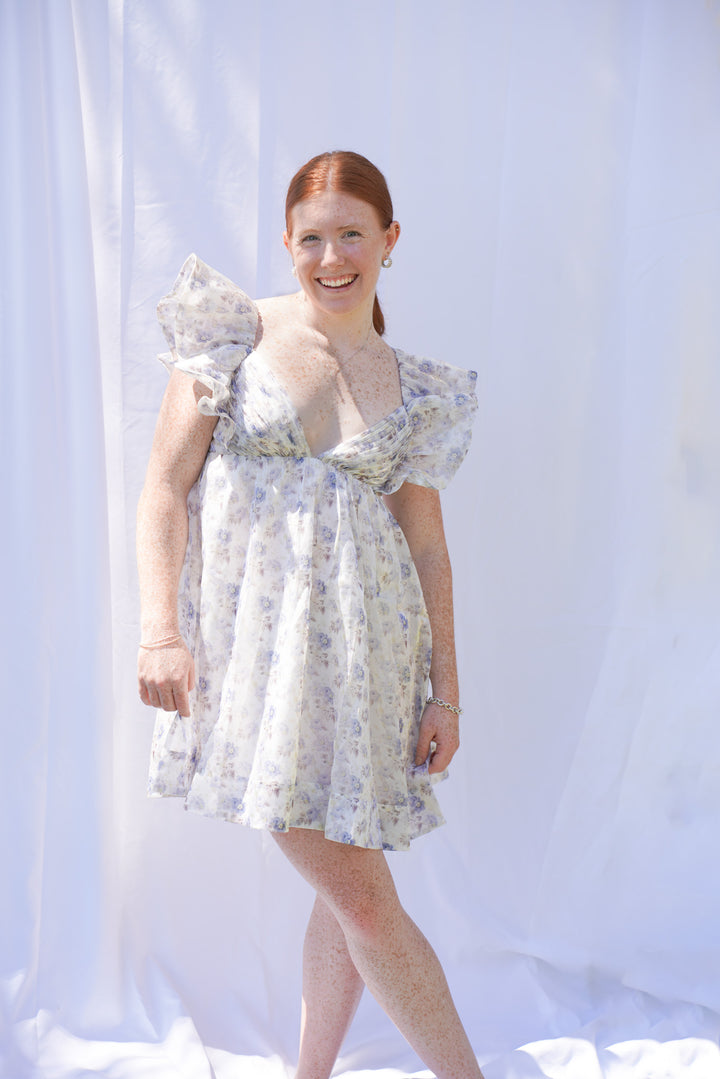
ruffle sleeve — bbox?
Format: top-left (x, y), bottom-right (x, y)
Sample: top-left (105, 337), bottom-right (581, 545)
top-left (388, 351), bottom-right (478, 491)
top-left (157, 253), bottom-right (259, 447)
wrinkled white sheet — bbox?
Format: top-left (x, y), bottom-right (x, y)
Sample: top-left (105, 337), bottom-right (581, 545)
top-left (3, 0), bottom-right (720, 1076)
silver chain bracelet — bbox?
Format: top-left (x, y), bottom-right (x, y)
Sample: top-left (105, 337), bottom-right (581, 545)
top-left (426, 696), bottom-right (463, 716)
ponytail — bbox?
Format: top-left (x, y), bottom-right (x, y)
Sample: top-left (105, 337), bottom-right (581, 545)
top-left (372, 294), bottom-right (385, 337)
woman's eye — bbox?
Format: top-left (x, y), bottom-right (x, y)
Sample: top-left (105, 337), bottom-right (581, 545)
top-left (343, 230), bottom-right (361, 239)
top-left (300, 234), bottom-right (320, 244)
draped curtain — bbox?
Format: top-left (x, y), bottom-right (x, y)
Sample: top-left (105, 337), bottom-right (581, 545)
top-left (3, 2), bottom-right (720, 1076)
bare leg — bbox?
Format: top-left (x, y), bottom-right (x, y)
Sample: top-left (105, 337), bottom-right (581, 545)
top-left (274, 828), bottom-right (484, 1079)
top-left (295, 895), bottom-right (365, 1079)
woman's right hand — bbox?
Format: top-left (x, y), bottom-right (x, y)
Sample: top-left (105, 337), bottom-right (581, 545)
top-left (138, 639), bottom-right (195, 716)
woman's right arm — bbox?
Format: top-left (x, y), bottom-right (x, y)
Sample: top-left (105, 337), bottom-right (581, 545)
top-left (136, 370), bottom-right (218, 716)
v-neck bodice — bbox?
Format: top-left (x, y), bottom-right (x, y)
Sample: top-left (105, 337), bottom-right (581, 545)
top-left (245, 348), bottom-right (407, 460)
top-left (224, 349), bottom-right (416, 491)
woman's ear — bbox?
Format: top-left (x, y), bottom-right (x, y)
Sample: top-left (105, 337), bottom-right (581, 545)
top-left (384, 220), bottom-right (400, 259)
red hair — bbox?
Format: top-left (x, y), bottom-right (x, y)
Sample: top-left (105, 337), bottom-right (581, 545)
top-left (285, 151), bottom-right (394, 336)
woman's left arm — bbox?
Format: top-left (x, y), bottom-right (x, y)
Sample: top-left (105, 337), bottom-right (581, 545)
top-left (383, 483), bottom-right (461, 774)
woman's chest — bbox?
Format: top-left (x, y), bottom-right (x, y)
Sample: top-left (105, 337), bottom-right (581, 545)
top-left (218, 349), bottom-right (412, 489)
top-left (250, 341), bottom-right (404, 457)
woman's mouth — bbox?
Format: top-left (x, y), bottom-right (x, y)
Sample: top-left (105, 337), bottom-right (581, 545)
top-left (316, 274), bottom-right (358, 290)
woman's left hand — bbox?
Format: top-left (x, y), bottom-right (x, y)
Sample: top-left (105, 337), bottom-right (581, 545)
top-left (414, 701), bottom-right (460, 774)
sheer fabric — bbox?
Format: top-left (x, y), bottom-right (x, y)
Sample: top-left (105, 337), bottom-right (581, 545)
top-left (3, 1), bottom-right (720, 1076)
top-left (148, 255), bottom-right (477, 849)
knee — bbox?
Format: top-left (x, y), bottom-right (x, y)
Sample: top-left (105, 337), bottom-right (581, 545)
top-left (331, 883), bottom-right (400, 944)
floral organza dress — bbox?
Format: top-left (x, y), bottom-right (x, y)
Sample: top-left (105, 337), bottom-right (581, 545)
top-left (147, 254), bottom-right (478, 851)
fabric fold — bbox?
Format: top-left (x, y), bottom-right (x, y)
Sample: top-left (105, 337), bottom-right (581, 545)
top-left (157, 253), bottom-right (259, 449)
top-left (385, 350), bottom-right (479, 492)
top-left (148, 257), bottom-right (477, 850)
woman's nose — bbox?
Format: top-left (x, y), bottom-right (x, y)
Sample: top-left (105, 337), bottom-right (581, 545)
top-left (321, 242), bottom-right (342, 266)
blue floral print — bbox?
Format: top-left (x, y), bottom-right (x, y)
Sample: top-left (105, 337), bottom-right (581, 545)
top-left (147, 254), bottom-right (477, 851)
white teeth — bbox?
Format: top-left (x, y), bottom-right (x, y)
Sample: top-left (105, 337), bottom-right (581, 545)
top-left (319, 275), bottom-right (355, 288)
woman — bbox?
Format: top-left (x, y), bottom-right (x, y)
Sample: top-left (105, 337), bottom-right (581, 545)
top-left (137, 151), bottom-right (484, 1079)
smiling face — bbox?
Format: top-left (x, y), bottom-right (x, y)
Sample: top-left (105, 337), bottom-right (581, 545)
top-left (284, 191), bottom-right (399, 322)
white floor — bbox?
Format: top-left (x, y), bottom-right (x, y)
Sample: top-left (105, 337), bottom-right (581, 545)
top-left (11, 1004), bottom-right (720, 1079)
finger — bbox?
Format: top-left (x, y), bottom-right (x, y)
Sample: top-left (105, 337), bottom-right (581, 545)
top-left (146, 687), bottom-right (161, 708)
top-left (428, 742), bottom-right (453, 773)
top-left (176, 658), bottom-right (196, 716)
top-left (414, 723), bottom-right (434, 766)
top-left (175, 680), bottom-right (191, 717)
top-left (158, 685), bottom-right (177, 712)
top-left (428, 730), bottom-right (460, 774)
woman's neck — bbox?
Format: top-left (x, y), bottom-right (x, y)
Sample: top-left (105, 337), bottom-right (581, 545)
top-left (295, 291), bottom-right (377, 356)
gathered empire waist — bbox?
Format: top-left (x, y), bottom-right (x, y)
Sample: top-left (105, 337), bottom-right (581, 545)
top-left (218, 425), bottom-right (414, 495)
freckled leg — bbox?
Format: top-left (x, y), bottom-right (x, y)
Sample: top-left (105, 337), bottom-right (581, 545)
top-left (275, 828), bottom-right (484, 1079)
top-left (294, 895), bottom-right (364, 1079)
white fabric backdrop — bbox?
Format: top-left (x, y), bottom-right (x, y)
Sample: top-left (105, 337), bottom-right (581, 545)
top-left (3, 1), bottom-right (720, 1076)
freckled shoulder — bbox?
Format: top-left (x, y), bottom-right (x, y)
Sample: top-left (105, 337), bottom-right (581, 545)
top-left (254, 293), bottom-right (304, 352)
top-left (256, 293), bottom-right (300, 322)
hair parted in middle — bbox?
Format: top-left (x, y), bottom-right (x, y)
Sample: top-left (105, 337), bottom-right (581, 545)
top-left (285, 151), bottom-right (394, 336)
